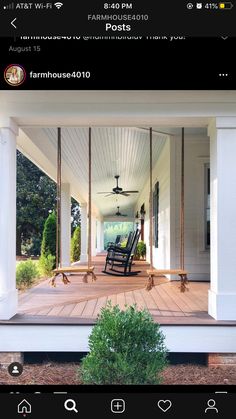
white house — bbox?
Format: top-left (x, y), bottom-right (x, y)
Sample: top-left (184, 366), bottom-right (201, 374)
top-left (0, 90), bottom-right (236, 355)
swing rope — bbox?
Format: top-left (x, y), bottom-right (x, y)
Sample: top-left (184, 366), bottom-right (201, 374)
top-left (82, 127), bottom-right (97, 283)
top-left (180, 127), bottom-right (185, 271)
top-left (149, 127), bottom-right (153, 271)
top-left (56, 127), bottom-right (62, 270)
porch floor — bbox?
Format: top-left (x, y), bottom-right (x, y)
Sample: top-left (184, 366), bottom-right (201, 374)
top-left (2, 255), bottom-right (236, 325)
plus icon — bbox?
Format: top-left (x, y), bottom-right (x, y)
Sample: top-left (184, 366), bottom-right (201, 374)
top-left (111, 399), bottom-right (126, 414)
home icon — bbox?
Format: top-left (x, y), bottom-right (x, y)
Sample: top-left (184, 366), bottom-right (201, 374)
top-left (17, 399), bottom-right (32, 415)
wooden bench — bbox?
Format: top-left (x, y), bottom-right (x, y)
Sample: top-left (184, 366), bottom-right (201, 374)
top-left (50, 266), bottom-right (96, 286)
top-left (146, 269), bottom-right (188, 292)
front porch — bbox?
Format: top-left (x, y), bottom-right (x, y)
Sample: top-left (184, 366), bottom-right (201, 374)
top-left (1, 91), bottom-right (236, 354)
top-left (2, 255), bottom-right (236, 354)
top-left (1, 255), bottom-right (225, 326)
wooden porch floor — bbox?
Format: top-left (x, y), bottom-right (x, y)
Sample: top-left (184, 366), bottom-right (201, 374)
top-left (3, 255), bottom-right (235, 325)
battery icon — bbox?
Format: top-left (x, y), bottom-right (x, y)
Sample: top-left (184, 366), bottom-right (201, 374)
top-left (219, 2), bottom-right (234, 9)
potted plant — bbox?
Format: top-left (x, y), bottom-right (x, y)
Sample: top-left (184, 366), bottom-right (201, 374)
top-left (134, 241), bottom-right (146, 260)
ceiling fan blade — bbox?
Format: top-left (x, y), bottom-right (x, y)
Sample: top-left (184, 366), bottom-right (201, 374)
top-left (105, 193), bottom-right (115, 197)
top-left (120, 192), bottom-right (130, 197)
top-left (97, 192), bottom-right (112, 194)
top-left (122, 191), bottom-right (139, 194)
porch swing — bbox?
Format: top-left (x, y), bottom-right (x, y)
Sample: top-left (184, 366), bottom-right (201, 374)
top-left (51, 127), bottom-right (97, 286)
top-left (146, 127), bottom-right (189, 292)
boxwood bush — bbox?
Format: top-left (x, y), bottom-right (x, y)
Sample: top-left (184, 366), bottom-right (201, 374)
top-left (71, 226), bottom-right (81, 262)
top-left (16, 259), bottom-right (39, 288)
top-left (81, 303), bottom-right (168, 385)
top-left (41, 211), bottom-right (56, 261)
top-left (39, 254), bottom-right (56, 277)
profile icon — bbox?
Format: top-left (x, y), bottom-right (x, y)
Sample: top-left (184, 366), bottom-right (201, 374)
top-left (205, 399), bottom-right (218, 414)
top-left (8, 362), bottom-right (23, 377)
top-left (4, 64), bottom-right (26, 86)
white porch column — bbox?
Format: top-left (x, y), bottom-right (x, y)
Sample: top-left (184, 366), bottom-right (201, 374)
top-left (100, 221), bottom-right (104, 251)
top-left (0, 121), bottom-right (18, 320)
top-left (61, 183), bottom-right (71, 267)
top-left (96, 220), bottom-right (102, 253)
top-left (91, 217), bottom-right (97, 257)
top-left (208, 117), bottom-right (236, 320)
top-left (80, 203), bottom-right (88, 263)
top-left (96, 219), bottom-right (104, 253)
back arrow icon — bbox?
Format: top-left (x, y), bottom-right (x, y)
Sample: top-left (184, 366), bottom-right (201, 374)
top-left (11, 18), bottom-right (17, 29)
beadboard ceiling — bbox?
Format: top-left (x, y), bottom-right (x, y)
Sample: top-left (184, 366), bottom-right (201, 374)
top-left (21, 127), bottom-right (167, 218)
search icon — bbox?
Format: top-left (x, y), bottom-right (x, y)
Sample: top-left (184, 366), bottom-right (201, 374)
top-left (64, 399), bottom-right (78, 413)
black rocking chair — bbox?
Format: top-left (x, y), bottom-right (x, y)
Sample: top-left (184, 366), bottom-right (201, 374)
top-left (107, 231), bottom-right (134, 254)
top-left (102, 229), bottom-right (141, 276)
top-left (107, 234), bottom-right (121, 249)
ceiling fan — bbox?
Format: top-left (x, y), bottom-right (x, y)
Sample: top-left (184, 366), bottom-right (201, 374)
top-left (109, 207), bottom-right (128, 217)
top-left (97, 175), bottom-right (139, 197)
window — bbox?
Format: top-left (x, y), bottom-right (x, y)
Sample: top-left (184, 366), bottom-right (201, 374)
top-left (205, 164), bottom-right (210, 249)
top-left (153, 182), bottom-right (159, 248)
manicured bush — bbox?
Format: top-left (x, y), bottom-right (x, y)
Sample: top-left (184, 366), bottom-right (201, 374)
top-left (16, 259), bottom-right (39, 288)
top-left (39, 254), bottom-right (56, 277)
top-left (41, 211), bottom-right (56, 259)
top-left (135, 241), bottom-right (146, 259)
top-left (81, 303), bottom-right (168, 385)
top-left (71, 226), bottom-right (81, 262)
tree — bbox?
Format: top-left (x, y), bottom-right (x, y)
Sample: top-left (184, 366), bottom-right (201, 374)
top-left (16, 151), bottom-right (81, 256)
top-left (41, 211), bottom-right (57, 258)
top-left (71, 198), bottom-right (81, 233)
top-left (71, 226), bottom-right (81, 262)
top-left (17, 151), bottom-right (56, 255)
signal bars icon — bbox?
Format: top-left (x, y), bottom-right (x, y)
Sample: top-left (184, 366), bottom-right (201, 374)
top-left (3, 2), bottom-right (14, 10)
top-left (54, 2), bottom-right (63, 9)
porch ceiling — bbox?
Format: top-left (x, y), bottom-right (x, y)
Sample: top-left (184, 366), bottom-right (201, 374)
top-left (18, 127), bottom-right (167, 217)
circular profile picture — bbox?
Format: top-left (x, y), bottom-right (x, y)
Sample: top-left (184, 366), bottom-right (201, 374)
top-left (4, 64), bottom-right (26, 86)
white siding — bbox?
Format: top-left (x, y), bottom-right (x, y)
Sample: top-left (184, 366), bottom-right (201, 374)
top-left (135, 135), bottom-right (210, 281)
top-left (172, 136), bottom-right (210, 280)
top-left (135, 138), bottom-right (171, 270)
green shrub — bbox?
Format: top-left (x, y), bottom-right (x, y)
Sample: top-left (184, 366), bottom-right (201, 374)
top-left (16, 259), bottom-right (39, 288)
top-left (135, 241), bottom-right (146, 259)
top-left (81, 303), bottom-right (168, 385)
top-left (39, 254), bottom-right (56, 277)
top-left (41, 211), bottom-right (56, 259)
top-left (71, 226), bottom-right (81, 262)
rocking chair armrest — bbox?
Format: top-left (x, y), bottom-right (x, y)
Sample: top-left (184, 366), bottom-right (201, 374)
top-left (107, 245), bottom-right (126, 253)
top-left (107, 241), bottom-right (120, 247)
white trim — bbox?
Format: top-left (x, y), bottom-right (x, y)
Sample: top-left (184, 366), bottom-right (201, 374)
top-left (215, 117), bottom-right (236, 129)
top-left (0, 117), bottom-right (19, 136)
top-left (0, 324), bottom-right (236, 353)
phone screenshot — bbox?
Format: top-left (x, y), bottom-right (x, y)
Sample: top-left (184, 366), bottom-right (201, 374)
top-left (0, 1), bottom-right (236, 417)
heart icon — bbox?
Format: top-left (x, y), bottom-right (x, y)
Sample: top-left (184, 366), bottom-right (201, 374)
top-left (157, 399), bottom-right (172, 413)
